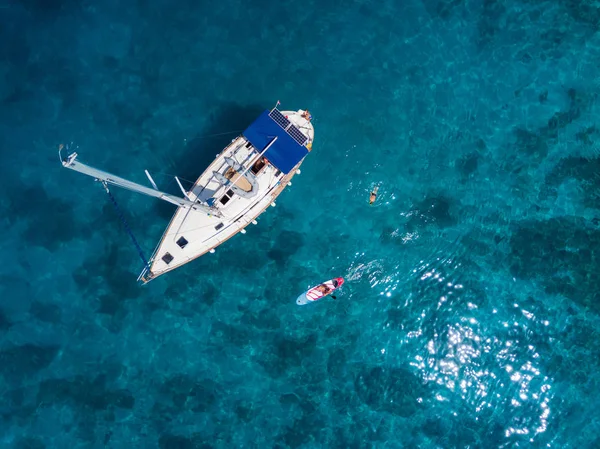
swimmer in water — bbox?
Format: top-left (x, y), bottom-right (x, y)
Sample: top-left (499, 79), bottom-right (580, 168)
top-left (369, 185), bottom-right (379, 205)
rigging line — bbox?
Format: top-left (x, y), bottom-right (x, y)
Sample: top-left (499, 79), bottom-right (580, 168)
top-left (192, 129), bottom-right (244, 140)
top-left (162, 222), bottom-right (219, 238)
top-left (149, 172), bottom-right (198, 187)
top-left (102, 182), bottom-right (150, 269)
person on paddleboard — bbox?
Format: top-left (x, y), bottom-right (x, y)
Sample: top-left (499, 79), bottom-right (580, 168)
top-left (315, 282), bottom-right (336, 299)
top-left (296, 278), bottom-right (343, 305)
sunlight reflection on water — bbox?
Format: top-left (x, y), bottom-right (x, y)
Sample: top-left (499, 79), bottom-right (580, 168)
top-left (411, 256), bottom-right (553, 443)
top-left (350, 246), bottom-right (556, 445)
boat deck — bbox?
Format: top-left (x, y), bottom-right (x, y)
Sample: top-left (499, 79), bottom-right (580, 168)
top-left (143, 109), bottom-right (313, 280)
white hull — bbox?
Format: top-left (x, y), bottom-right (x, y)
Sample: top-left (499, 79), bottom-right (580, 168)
top-left (140, 109), bottom-right (314, 282)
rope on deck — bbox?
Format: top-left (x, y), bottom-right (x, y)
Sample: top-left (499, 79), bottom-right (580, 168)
top-left (102, 182), bottom-right (150, 269)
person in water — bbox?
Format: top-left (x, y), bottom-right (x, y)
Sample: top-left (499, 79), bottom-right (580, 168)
top-left (369, 185), bottom-right (379, 205)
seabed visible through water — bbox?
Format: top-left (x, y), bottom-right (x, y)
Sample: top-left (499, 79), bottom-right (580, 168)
top-left (1, 0), bottom-right (600, 447)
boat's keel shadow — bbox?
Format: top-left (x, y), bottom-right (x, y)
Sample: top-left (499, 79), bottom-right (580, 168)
top-left (174, 103), bottom-right (265, 182)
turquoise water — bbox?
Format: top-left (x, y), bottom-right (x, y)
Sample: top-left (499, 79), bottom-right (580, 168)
top-left (2, 0), bottom-right (600, 447)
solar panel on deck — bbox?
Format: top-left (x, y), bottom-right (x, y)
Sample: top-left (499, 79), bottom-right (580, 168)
top-left (287, 124), bottom-right (308, 146)
top-left (269, 109), bottom-right (291, 129)
top-left (244, 110), bottom-right (309, 174)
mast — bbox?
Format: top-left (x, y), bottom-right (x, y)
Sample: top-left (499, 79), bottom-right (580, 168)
top-left (60, 149), bottom-right (222, 218)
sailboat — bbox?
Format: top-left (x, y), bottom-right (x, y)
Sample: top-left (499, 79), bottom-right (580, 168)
top-left (60, 104), bottom-right (315, 283)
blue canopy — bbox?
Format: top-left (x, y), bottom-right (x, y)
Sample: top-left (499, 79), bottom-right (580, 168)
top-left (243, 110), bottom-right (309, 174)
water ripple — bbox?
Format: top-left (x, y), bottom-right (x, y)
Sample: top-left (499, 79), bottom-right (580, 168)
top-left (380, 248), bottom-right (557, 446)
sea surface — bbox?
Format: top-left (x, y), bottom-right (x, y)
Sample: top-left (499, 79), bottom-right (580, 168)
top-left (1, 0), bottom-right (600, 447)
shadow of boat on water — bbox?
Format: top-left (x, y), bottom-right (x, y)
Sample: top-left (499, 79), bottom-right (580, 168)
top-left (152, 102), bottom-right (265, 221)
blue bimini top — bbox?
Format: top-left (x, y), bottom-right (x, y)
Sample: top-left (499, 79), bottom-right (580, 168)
top-left (242, 109), bottom-right (309, 174)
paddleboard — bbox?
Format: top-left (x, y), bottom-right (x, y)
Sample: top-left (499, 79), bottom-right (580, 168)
top-left (296, 277), bottom-right (344, 305)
